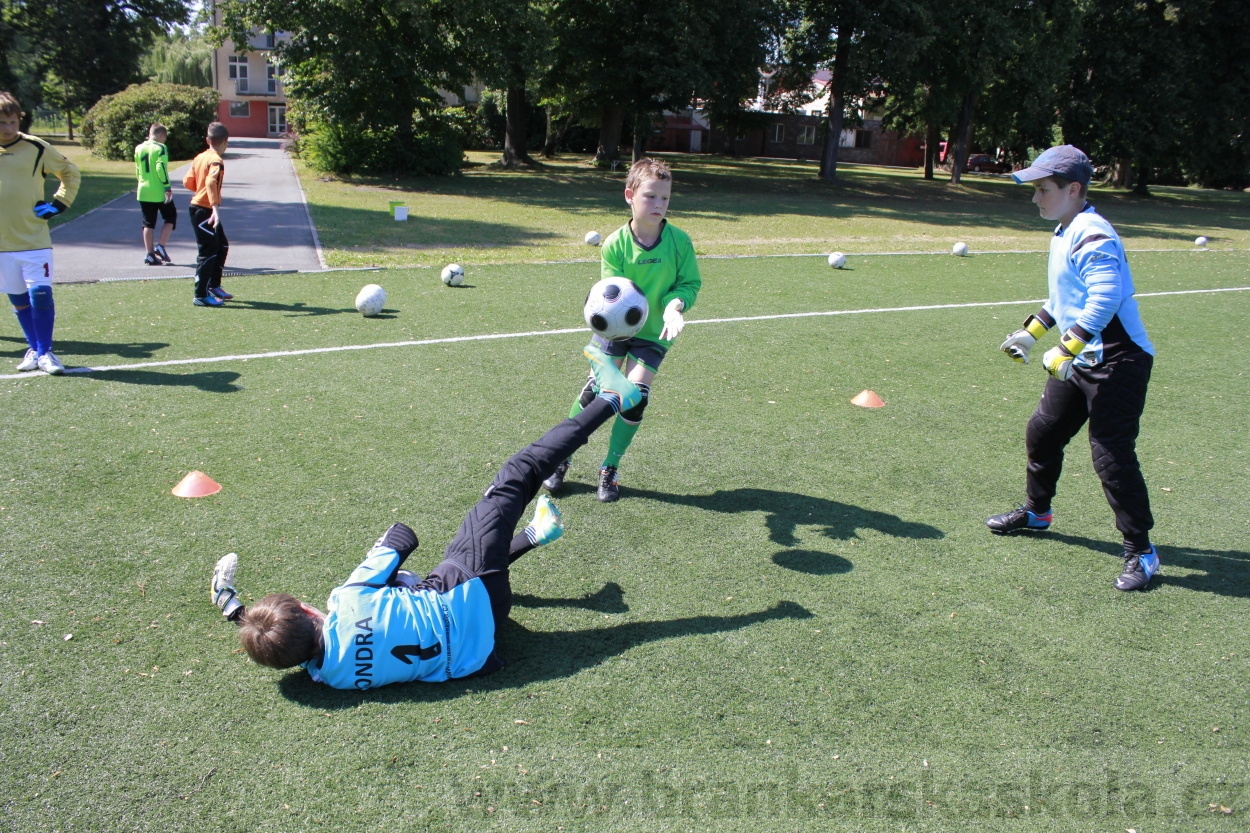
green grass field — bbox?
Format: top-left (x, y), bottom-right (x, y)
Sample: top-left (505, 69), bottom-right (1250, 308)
top-left (300, 151), bottom-right (1250, 269)
top-left (2, 241), bottom-right (1247, 830)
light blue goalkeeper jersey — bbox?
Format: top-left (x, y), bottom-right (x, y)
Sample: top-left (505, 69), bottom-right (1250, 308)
top-left (303, 545), bottom-right (496, 690)
top-left (1044, 204), bottom-right (1153, 367)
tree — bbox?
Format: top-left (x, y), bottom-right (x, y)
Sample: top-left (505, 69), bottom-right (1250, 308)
top-left (463, 0), bottom-right (551, 166)
top-left (546, 0), bottom-right (776, 164)
top-left (217, 0), bottom-right (471, 174)
top-left (10, 0), bottom-right (190, 136)
top-left (1065, 0), bottom-right (1250, 192)
top-left (773, 0), bottom-right (931, 183)
top-left (140, 31), bottom-right (214, 88)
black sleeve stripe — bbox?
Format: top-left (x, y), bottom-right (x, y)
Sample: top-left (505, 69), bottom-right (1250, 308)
top-left (23, 138), bottom-right (46, 177)
top-left (1072, 233), bottom-right (1112, 253)
top-left (1036, 309), bottom-right (1056, 328)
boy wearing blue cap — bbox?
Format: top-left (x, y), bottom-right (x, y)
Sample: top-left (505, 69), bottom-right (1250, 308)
top-left (988, 145), bottom-right (1159, 591)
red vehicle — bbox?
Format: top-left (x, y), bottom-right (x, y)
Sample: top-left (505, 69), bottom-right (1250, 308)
top-left (965, 153), bottom-right (1012, 174)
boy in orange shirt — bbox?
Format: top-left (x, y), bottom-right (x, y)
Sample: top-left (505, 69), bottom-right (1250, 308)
top-left (182, 122), bottom-right (232, 306)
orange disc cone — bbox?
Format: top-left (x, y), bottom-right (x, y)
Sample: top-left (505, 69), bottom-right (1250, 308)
top-left (172, 470), bottom-right (222, 498)
top-left (851, 389), bottom-right (885, 408)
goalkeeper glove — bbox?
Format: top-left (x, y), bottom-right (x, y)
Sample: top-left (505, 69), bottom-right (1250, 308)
top-left (1042, 328), bottom-right (1089, 381)
top-left (33, 200), bottom-right (68, 219)
top-left (659, 299), bottom-right (686, 340)
top-left (1000, 314), bottom-right (1051, 364)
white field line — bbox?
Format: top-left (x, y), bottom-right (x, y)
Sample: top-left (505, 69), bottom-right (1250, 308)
top-left (3, 285), bottom-right (1247, 380)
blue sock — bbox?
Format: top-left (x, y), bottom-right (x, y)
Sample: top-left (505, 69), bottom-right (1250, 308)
top-left (29, 286), bottom-right (54, 356)
top-left (8, 293), bottom-right (37, 351)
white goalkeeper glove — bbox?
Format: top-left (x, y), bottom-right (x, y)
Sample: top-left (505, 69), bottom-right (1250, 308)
top-left (1042, 328), bottom-right (1089, 381)
top-left (1000, 314), bottom-right (1050, 364)
top-left (659, 299), bottom-right (686, 341)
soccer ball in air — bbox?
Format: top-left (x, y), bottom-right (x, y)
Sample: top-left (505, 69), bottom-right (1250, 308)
top-left (355, 284), bottom-right (387, 317)
top-left (441, 264), bottom-right (465, 286)
top-left (585, 231), bottom-right (602, 246)
top-left (828, 252), bottom-right (846, 269)
top-left (952, 242), bottom-right (969, 257)
top-left (583, 277), bottom-right (648, 341)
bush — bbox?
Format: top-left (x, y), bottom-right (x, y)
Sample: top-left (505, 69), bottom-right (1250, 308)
top-left (80, 83), bottom-right (219, 161)
top-left (300, 114), bottom-right (462, 176)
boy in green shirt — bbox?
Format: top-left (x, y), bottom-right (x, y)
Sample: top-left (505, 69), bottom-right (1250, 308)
top-left (544, 157), bottom-right (702, 502)
top-left (134, 124), bottom-right (176, 265)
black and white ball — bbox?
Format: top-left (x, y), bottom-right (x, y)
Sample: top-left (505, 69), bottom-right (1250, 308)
top-left (441, 263), bottom-right (465, 286)
top-left (583, 277), bottom-right (648, 341)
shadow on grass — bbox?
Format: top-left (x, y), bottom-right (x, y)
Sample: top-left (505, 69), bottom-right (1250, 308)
top-left (275, 599), bottom-right (811, 706)
top-left (1049, 532), bottom-right (1250, 598)
top-left (2, 335), bottom-right (170, 359)
top-left (512, 581), bottom-right (629, 614)
top-left (771, 549), bottom-right (854, 575)
top-left (67, 367), bottom-right (241, 392)
top-left (627, 486), bottom-right (944, 546)
top-left (328, 154), bottom-right (1250, 242)
top-left (224, 299), bottom-right (357, 317)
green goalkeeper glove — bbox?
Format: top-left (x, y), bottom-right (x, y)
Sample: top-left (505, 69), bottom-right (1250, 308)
top-left (1000, 314), bottom-right (1050, 363)
top-left (1042, 328), bottom-right (1088, 381)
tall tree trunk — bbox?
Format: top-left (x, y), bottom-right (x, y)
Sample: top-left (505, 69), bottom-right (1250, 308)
top-left (819, 27), bottom-right (853, 183)
top-left (541, 105), bottom-right (557, 158)
top-left (924, 122), bottom-right (938, 180)
top-left (502, 82), bottom-right (532, 167)
top-left (1132, 163), bottom-right (1149, 195)
top-left (949, 89), bottom-right (977, 185)
top-left (631, 111), bottom-right (649, 162)
top-left (595, 103), bottom-right (623, 165)
top-left (65, 108), bottom-right (74, 141)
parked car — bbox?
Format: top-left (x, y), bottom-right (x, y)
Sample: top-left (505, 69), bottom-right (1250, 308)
top-left (965, 154), bottom-right (1012, 174)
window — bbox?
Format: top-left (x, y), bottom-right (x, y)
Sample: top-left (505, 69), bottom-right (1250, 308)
top-left (797, 125), bottom-right (816, 145)
top-left (268, 104), bottom-right (287, 136)
top-left (229, 101), bottom-right (250, 118)
top-left (771, 123), bottom-right (785, 143)
top-left (228, 55), bottom-right (249, 93)
top-left (855, 129), bottom-right (872, 149)
top-left (266, 60), bottom-right (285, 94)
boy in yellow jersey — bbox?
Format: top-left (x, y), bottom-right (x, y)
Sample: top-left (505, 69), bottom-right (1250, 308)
top-left (0, 91), bottom-right (80, 374)
top-left (544, 157), bottom-right (702, 502)
top-left (182, 122), bottom-right (231, 306)
top-left (134, 124), bottom-right (176, 265)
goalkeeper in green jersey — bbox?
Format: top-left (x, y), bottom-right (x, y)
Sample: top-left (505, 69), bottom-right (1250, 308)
top-left (134, 124), bottom-right (176, 265)
top-left (544, 157), bottom-right (702, 502)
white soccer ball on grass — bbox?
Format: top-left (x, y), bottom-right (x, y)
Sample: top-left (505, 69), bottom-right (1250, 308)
top-left (1195, 236), bottom-right (1209, 247)
top-left (355, 284), bottom-right (387, 317)
top-left (585, 231), bottom-right (602, 246)
top-left (441, 263), bottom-right (465, 286)
top-left (828, 252), bottom-right (847, 269)
top-left (952, 242), bottom-right (969, 257)
top-left (584, 277), bottom-right (649, 341)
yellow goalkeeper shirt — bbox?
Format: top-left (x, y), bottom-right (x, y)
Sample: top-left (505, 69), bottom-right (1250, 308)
top-left (0, 133), bottom-right (80, 253)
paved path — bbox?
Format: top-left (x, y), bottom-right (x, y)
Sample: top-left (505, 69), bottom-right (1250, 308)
top-left (50, 138), bottom-right (324, 283)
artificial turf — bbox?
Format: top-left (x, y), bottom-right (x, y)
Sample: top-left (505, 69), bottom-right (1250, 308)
top-left (1, 249), bottom-right (1247, 832)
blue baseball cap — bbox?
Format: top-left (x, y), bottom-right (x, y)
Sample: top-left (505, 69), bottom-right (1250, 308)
top-left (1012, 145), bottom-right (1093, 185)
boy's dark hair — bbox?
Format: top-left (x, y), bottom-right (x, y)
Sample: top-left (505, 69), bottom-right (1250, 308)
top-left (626, 157), bottom-right (672, 192)
top-left (1042, 172), bottom-right (1089, 200)
top-left (206, 122), bottom-right (229, 143)
top-left (150, 123), bottom-right (167, 138)
top-left (0, 91), bottom-right (22, 118)
top-left (238, 593), bottom-right (321, 668)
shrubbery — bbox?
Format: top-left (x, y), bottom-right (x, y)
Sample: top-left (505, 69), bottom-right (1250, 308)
top-left (81, 83), bottom-right (219, 161)
top-left (298, 114), bottom-right (463, 176)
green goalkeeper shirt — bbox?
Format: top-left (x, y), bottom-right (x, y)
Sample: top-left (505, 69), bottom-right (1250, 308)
top-left (134, 139), bottom-right (171, 202)
top-left (600, 219), bottom-right (701, 346)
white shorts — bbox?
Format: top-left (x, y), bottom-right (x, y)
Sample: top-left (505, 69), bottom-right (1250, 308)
top-left (0, 249), bottom-right (53, 296)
